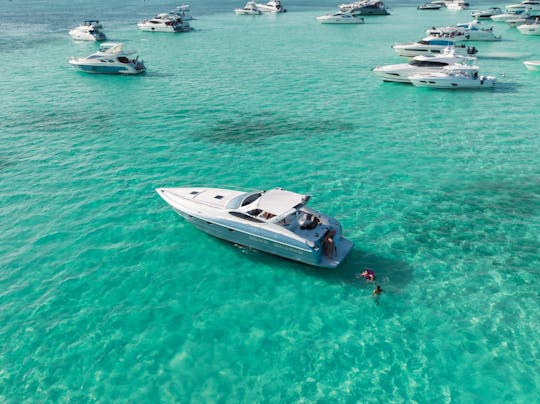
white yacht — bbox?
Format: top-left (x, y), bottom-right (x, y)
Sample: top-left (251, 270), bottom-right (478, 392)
top-left (235, 1), bottom-right (262, 14)
top-left (418, 3), bottom-right (443, 10)
top-left (255, 0), bottom-right (287, 12)
top-left (409, 64), bottom-right (496, 88)
top-left (339, 0), bottom-right (390, 15)
top-left (69, 22), bottom-right (107, 41)
top-left (523, 60), bottom-right (540, 70)
top-left (372, 48), bottom-right (474, 82)
top-left (446, 0), bottom-right (470, 10)
top-left (506, 13), bottom-right (536, 26)
top-left (471, 7), bottom-right (503, 19)
top-left (156, 187), bottom-right (353, 268)
top-left (137, 14), bottom-right (192, 32)
top-left (68, 43), bottom-right (145, 75)
top-left (517, 21), bottom-right (540, 34)
top-left (393, 36), bottom-right (478, 57)
top-left (426, 20), bottom-right (501, 40)
top-left (316, 11), bottom-right (365, 23)
top-left (505, 0), bottom-right (540, 11)
top-left (491, 9), bottom-right (527, 21)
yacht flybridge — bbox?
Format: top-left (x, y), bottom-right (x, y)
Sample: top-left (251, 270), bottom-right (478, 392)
top-left (156, 187), bottom-right (353, 268)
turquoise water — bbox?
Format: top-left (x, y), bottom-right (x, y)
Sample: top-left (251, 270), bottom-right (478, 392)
top-left (1, 0), bottom-right (539, 401)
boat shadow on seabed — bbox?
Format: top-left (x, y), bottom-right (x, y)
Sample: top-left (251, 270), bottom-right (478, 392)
top-left (233, 241), bottom-right (414, 292)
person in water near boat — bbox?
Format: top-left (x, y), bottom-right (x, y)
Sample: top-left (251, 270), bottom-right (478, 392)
top-left (357, 269), bottom-right (375, 281)
top-left (372, 285), bottom-right (383, 296)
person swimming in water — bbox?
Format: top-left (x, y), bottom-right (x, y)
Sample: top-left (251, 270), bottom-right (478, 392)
top-left (372, 285), bottom-right (383, 296)
top-left (361, 269), bottom-right (375, 281)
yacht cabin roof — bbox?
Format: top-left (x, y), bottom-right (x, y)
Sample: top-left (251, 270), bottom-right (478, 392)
top-left (256, 189), bottom-right (309, 217)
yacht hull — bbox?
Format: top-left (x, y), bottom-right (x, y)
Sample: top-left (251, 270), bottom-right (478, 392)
top-left (517, 23), bottom-right (540, 35)
top-left (255, 4), bottom-right (287, 12)
top-left (373, 65), bottom-right (447, 83)
top-left (69, 31), bottom-right (106, 41)
top-left (524, 60), bottom-right (540, 70)
top-left (69, 61), bottom-right (145, 75)
top-left (137, 22), bottom-right (191, 32)
top-left (409, 75), bottom-right (496, 88)
top-left (316, 16), bottom-right (365, 23)
top-left (393, 44), bottom-right (471, 57)
top-left (171, 209), bottom-right (353, 268)
top-left (235, 9), bottom-right (261, 14)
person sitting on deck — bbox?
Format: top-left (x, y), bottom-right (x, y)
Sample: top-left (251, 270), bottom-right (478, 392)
top-left (300, 213), bottom-right (320, 230)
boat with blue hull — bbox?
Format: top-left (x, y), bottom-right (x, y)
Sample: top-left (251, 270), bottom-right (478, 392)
top-left (156, 187), bottom-right (353, 268)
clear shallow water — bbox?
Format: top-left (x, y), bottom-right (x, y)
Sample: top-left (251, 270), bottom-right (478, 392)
top-left (1, 0), bottom-right (539, 402)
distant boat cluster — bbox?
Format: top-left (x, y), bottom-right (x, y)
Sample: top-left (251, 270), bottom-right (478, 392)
top-left (67, 4), bottom-right (194, 75)
top-left (62, 1), bottom-right (540, 266)
top-left (372, 0), bottom-right (540, 88)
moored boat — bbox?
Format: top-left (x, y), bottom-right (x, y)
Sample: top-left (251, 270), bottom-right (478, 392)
top-left (409, 64), bottom-right (496, 88)
top-left (68, 42), bottom-right (146, 75)
top-left (517, 21), bottom-right (540, 34)
top-left (339, 0), bottom-right (390, 15)
top-left (316, 11), bottom-right (365, 23)
top-left (235, 1), bottom-right (262, 14)
top-left (491, 9), bottom-right (527, 21)
top-left (446, 0), bottom-right (470, 10)
top-left (69, 22), bottom-right (107, 41)
top-left (426, 20), bottom-right (501, 40)
top-left (471, 7), bottom-right (503, 19)
top-left (372, 48), bottom-right (474, 83)
top-left (393, 36), bottom-right (478, 57)
top-left (505, 0), bottom-right (540, 12)
top-left (137, 14), bottom-right (192, 32)
top-left (418, 3), bottom-right (443, 9)
top-left (156, 187), bottom-right (353, 268)
top-left (523, 60), bottom-right (540, 69)
top-left (255, 0), bottom-right (287, 12)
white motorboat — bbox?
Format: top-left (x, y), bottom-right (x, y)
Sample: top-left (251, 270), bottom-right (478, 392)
top-left (372, 48), bottom-right (474, 82)
top-left (426, 20), bottom-right (501, 40)
top-left (471, 7), bottom-right (503, 19)
top-left (418, 3), bottom-right (443, 10)
top-left (393, 36), bottom-right (478, 57)
top-left (523, 60), bottom-right (540, 70)
top-left (156, 187), bottom-right (353, 268)
top-left (446, 0), bottom-right (470, 10)
top-left (409, 64), bottom-right (496, 88)
top-left (235, 1), bottom-right (262, 14)
top-left (316, 11), bottom-right (365, 23)
top-left (137, 14), bottom-right (192, 32)
top-left (339, 0), bottom-right (390, 15)
top-left (255, 0), bottom-right (287, 12)
top-left (491, 9), bottom-right (527, 21)
top-left (517, 21), bottom-right (540, 34)
top-left (170, 4), bottom-right (194, 20)
top-left (68, 22), bottom-right (107, 41)
top-left (505, 0), bottom-right (540, 12)
top-left (506, 13), bottom-right (536, 26)
top-left (68, 43), bottom-right (145, 75)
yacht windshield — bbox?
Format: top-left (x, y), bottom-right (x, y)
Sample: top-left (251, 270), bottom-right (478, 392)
top-left (409, 60), bottom-right (449, 67)
top-left (241, 192), bottom-right (262, 207)
top-left (225, 191), bottom-right (263, 210)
